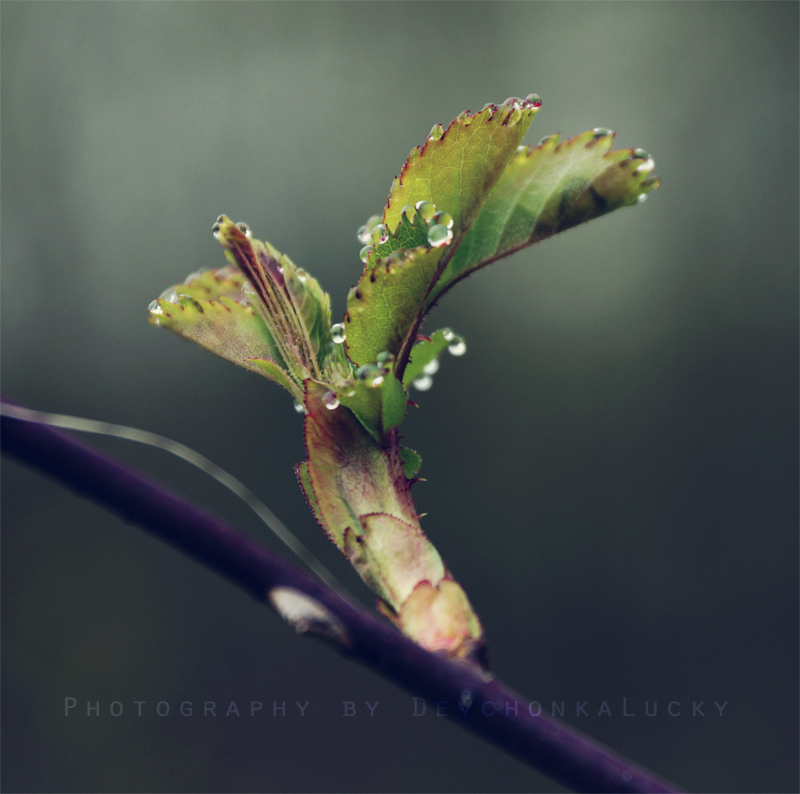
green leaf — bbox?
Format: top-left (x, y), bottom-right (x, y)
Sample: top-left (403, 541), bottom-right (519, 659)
top-left (399, 447), bottom-right (422, 478)
top-left (336, 371), bottom-right (407, 443)
top-left (345, 97), bottom-right (540, 371)
top-left (149, 293), bottom-right (289, 378)
top-left (383, 97), bottom-right (542, 239)
top-left (430, 131), bottom-right (661, 304)
top-left (401, 328), bottom-right (455, 389)
top-left (344, 245), bottom-right (445, 367)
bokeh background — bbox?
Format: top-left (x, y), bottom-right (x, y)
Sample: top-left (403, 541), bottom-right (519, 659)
top-left (2, 3), bottom-right (797, 792)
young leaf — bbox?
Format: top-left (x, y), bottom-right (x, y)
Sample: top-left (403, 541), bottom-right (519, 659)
top-left (401, 328), bottom-right (456, 389)
top-left (214, 217), bottom-right (333, 382)
top-left (429, 131), bottom-right (662, 304)
top-left (335, 371), bottom-right (406, 444)
top-left (345, 245), bottom-right (445, 366)
top-left (383, 96), bottom-right (542, 240)
top-left (399, 447), bottom-right (422, 478)
top-left (149, 294), bottom-right (288, 379)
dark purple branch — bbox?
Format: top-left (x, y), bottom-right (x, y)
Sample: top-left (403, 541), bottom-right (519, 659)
top-left (1, 405), bottom-right (682, 794)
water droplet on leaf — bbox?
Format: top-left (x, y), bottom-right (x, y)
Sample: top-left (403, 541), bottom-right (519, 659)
top-left (412, 375), bottom-right (433, 391)
top-left (295, 268), bottom-right (308, 283)
top-left (428, 123), bottom-right (444, 141)
top-left (159, 288), bottom-right (179, 302)
top-left (635, 158), bottom-right (655, 174)
top-left (211, 223), bottom-right (221, 240)
top-left (356, 364), bottom-right (384, 388)
top-left (236, 222), bottom-right (252, 238)
top-left (423, 358), bottom-right (440, 375)
top-left (148, 300), bottom-right (164, 315)
top-left (357, 225), bottom-right (371, 245)
top-left (448, 336), bottom-right (467, 356)
top-left (370, 224), bottom-right (389, 245)
top-left (637, 193), bottom-right (648, 204)
top-left (414, 201), bottom-right (437, 222)
top-left (330, 323), bottom-right (346, 344)
top-left (633, 148), bottom-right (650, 160)
top-left (525, 93), bottom-right (542, 106)
top-left (592, 128), bottom-right (613, 138)
top-left (294, 401), bottom-right (306, 414)
top-left (376, 351), bottom-right (393, 366)
top-left (401, 205), bottom-right (417, 223)
top-left (427, 224), bottom-right (452, 248)
top-left (360, 246), bottom-right (373, 263)
top-left (323, 391), bottom-right (340, 411)
top-left (441, 328), bottom-right (455, 341)
top-left (433, 211), bottom-right (454, 230)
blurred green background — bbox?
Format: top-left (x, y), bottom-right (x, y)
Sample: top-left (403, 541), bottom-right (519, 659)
top-left (2, 2), bottom-right (797, 792)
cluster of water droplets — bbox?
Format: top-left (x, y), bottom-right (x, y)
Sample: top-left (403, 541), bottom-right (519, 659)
top-left (631, 149), bottom-right (655, 203)
top-left (356, 200), bottom-right (457, 263)
top-left (410, 329), bottom-right (467, 392)
top-left (412, 201), bottom-right (454, 249)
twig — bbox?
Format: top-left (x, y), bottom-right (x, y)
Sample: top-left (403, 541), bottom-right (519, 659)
top-left (1, 403), bottom-right (682, 794)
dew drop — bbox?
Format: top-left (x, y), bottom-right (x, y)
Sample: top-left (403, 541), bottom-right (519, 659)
top-left (481, 103), bottom-right (493, 111)
top-left (502, 97), bottom-right (522, 107)
top-left (433, 211), bottom-right (454, 230)
top-left (357, 364), bottom-right (384, 388)
top-left (637, 193), bottom-right (648, 204)
top-left (357, 225), bottom-right (371, 245)
top-left (370, 224), bottom-right (389, 245)
top-left (428, 123), bottom-right (444, 141)
top-left (295, 268), bottom-right (308, 284)
top-left (505, 107), bottom-right (523, 127)
top-left (159, 288), bottom-right (179, 302)
top-left (215, 215), bottom-right (225, 224)
top-left (592, 127), bottom-right (613, 138)
top-left (427, 224), bottom-right (453, 248)
top-left (635, 157), bottom-right (655, 174)
top-left (633, 148), bottom-right (650, 160)
top-left (147, 300), bottom-right (164, 315)
top-left (525, 93), bottom-right (542, 106)
top-left (448, 336), bottom-right (467, 356)
top-left (412, 375), bottom-right (433, 391)
top-left (401, 204), bottom-right (417, 223)
top-left (376, 351), bottom-right (393, 366)
top-left (323, 391), bottom-right (340, 411)
top-left (539, 135), bottom-right (555, 146)
top-left (211, 223), bottom-right (221, 240)
top-left (330, 323), bottom-right (346, 344)
top-left (236, 222), bottom-right (252, 238)
top-left (423, 358), bottom-right (440, 375)
top-left (360, 246), bottom-right (373, 263)
top-left (294, 401), bottom-right (306, 414)
top-left (415, 201), bottom-right (437, 222)
top-left (441, 328), bottom-right (455, 341)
